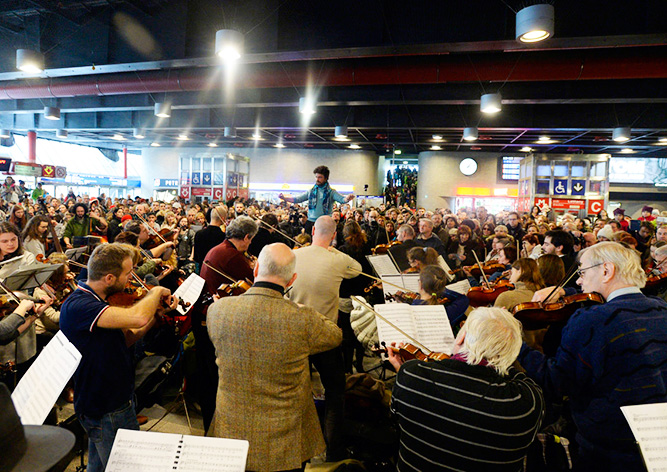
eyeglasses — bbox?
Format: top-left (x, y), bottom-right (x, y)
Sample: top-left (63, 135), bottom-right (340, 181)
top-left (576, 261), bottom-right (605, 277)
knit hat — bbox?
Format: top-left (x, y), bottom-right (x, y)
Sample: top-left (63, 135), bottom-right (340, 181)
top-left (121, 214), bottom-right (132, 223)
top-left (613, 208), bottom-right (625, 216)
top-left (597, 224), bottom-right (614, 241)
top-left (642, 206), bottom-right (653, 213)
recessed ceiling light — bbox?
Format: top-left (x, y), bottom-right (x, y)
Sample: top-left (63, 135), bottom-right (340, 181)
top-left (177, 134), bottom-right (189, 141)
top-left (432, 134), bottom-right (443, 141)
top-left (430, 145), bottom-right (442, 150)
top-left (658, 138), bottom-right (667, 145)
top-left (620, 148), bottom-right (635, 154)
top-left (208, 142), bottom-right (218, 147)
top-left (274, 143), bottom-right (285, 148)
top-left (394, 150), bottom-right (402, 155)
top-left (520, 146), bottom-right (533, 152)
top-left (536, 137), bottom-right (556, 144)
top-left (111, 134), bottom-right (125, 141)
top-left (334, 136), bottom-right (350, 142)
top-left (251, 132), bottom-right (263, 140)
top-left (150, 142), bottom-right (160, 147)
top-left (402, 160), bottom-right (408, 164)
top-left (348, 144), bottom-right (361, 149)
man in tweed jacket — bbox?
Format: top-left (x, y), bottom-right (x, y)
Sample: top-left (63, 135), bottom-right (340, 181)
top-left (207, 243), bottom-right (342, 472)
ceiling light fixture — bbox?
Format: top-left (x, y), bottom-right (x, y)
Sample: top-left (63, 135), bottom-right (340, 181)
top-left (150, 142), bottom-right (161, 147)
top-left (463, 127), bottom-right (478, 141)
top-left (251, 132), bottom-right (263, 140)
top-left (430, 145), bottom-right (442, 150)
top-left (177, 134), bottom-right (189, 141)
top-left (394, 149), bottom-right (402, 155)
top-left (16, 49), bottom-right (44, 73)
top-left (44, 106), bottom-right (61, 120)
top-left (133, 128), bottom-right (145, 139)
top-left (403, 161), bottom-right (408, 165)
top-left (208, 142), bottom-right (218, 147)
top-left (274, 143), bottom-right (285, 148)
top-left (480, 93), bottom-right (502, 114)
top-left (224, 127), bottom-right (237, 138)
top-left (335, 125), bottom-right (348, 138)
top-left (516, 4), bottom-right (555, 43)
top-left (620, 148), bottom-right (635, 154)
top-left (658, 138), bottom-right (667, 145)
top-left (111, 134), bottom-right (125, 141)
top-left (215, 29), bottom-right (244, 62)
top-left (299, 97), bottom-right (316, 115)
top-left (0, 129), bottom-right (11, 139)
top-left (520, 146), bottom-right (533, 152)
top-left (612, 127), bottom-right (631, 142)
top-left (432, 134), bottom-right (443, 141)
top-left (348, 144), bottom-right (361, 149)
top-left (154, 102), bottom-right (171, 118)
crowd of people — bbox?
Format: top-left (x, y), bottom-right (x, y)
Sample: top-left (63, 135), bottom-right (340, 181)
top-left (2, 165), bottom-right (667, 472)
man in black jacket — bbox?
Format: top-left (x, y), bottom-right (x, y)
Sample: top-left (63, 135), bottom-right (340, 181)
top-left (389, 224), bottom-right (419, 271)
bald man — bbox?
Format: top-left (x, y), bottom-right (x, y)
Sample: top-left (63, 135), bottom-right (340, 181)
top-left (208, 243), bottom-right (341, 471)
top-left (288, 215), bottom-right (361, 461)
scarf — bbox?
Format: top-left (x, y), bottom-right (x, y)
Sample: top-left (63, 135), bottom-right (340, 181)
top-left (308, 182), bottom-right (332, 214)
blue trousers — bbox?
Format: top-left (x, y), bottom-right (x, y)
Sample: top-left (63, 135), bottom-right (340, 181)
top-left (78, 400), bottom-right (139, 472)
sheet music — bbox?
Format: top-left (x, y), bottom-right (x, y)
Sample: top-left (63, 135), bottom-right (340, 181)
top-left (446, 279), bottom-right (472, 295)
top-left (173, 274), bottom-right (206, 316)
top-left (106, 429), bottom-right (249, 472)
top-left (366, 254), bottom-right (399, 276)
top-left (12, 331), bottom-right (81, 425)
top-left (381, 274), bottom-right (421, 299)
top-left (437, 256), bottom-right (456, 282)
top-left (412, 305), bottom-right (456, 354)
top-left (374, 304), bottom-right (418, 346)
top-left (621, 403), bottom-right (667, 472)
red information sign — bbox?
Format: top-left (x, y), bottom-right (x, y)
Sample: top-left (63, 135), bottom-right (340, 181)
top-left (180, 187), bottom-right (190, 199)
top-left (213, 187), bottom-right (223, 200)
top-left (42, 165), bottom-right (55, 178)
top-left (551, 198), bottom-right (586, 210)
top-left (534, 197), bottom-right (550, 210)
top-left (191, 187), bottom-right (212, 197)
top-left (238, 188), bottom-right (249, 200)
top-left (226, 188), bottom-right (238, 200)
top-left (587, 199), bottom-right (605, 215)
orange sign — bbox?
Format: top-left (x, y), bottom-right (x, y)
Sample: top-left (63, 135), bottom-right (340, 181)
top-left (42, 165), bottom-right (55, 178)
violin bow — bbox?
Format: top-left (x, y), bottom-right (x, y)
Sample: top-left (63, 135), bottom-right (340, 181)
top-left (351, 295), bottom-right (431, 354)
top-left (203, 261), bottom-right (240, 284)
top-left (136, 214), bottom-right (169, 245)
top-left (471, 250), bottom-right (492, 289)
top-left (250, 214), bottom-right (302, 248)
top-left (346, 266), bottom-right (420, 295)
top-left (543, 261), bottom-right (580, 305)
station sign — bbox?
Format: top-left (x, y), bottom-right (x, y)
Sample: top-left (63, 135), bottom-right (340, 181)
top-left (191, 187), bottom-right (212, 197)
top-left (587, 199), bottom-right (605, 215)
top-left (154, 179), bottom-right (179, 188)
top-left (180, 187), bottom-right (190, 199)
top-left (551, 198), bottom-right (585, 210)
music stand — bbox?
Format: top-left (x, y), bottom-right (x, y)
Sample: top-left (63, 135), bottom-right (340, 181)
top-left (3, 262), bottom-right (63, 292)
top-left (65, 247), bottom-right (87, 263)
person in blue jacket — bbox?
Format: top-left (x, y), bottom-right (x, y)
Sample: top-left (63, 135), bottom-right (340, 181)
top-left (518, 241), bottom-right (667, 471)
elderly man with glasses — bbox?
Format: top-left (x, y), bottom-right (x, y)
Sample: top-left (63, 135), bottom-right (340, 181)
top-left (519, 242), bottom-right (667, 472)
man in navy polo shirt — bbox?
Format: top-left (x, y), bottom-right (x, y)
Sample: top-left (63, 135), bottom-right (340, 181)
top-left (60, 243), bottom-right (177, 472)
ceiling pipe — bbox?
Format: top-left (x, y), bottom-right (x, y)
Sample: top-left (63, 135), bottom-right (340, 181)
top-left (0, 48), bottom-right (665, 101)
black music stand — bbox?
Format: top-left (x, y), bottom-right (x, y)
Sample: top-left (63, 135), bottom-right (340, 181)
top-left (3, 262), bottom-right (63, 292)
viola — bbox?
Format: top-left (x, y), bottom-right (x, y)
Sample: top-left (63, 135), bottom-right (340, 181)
top-left (512, 292), bottom-right (604, 330)
top-left (215, 279), bottom-right (252, 298)
top-left (467, 279), bottom-right (514, 307)
top-left (372, 343), bottom-right (450, 362)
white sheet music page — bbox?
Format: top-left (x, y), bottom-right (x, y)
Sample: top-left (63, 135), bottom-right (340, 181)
top-left (106, 429), bottom-right (181, 471)
top-left (437, 256), bottom-right (456, 282)
top-left (12, 330), bottom-right (81, 425)
top-left (446, 279), bottom-right (472, 295)
top-left (367, 254), bottom-right (399, 276)
top-left (411, 305), bottom-right (456, 354)
top-left (621, 403), bottom-right (667, 472)
top-left (173, 273), bottom-right (206, 315)
top-left (374, 303), bottom-right (418, 347)
top-left (381, 274), bottom-right (420, 299)
top-left (106, 429), bottom-right (249, 472)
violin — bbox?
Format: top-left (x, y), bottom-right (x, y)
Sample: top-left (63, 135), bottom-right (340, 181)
top-left (371, 241), bottom-right (401, 255)
top-left (244, 252), bottom-right (257, 269)
top-left (644, 271), bottom-right (667, 289)
top-left (467, 279), bottom-right (514, 307)
top-left (372, 343), bottom-right (450, 362)
top-left (449, 261), bottom-right (505, 277)
top-left (512, 292), bottom-right (604, 330)
top-left (385, 290), bottom-right (450, 305)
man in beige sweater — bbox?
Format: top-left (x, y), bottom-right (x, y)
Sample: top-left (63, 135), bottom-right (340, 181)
top-left (288, 216), bottom-right (361, 461)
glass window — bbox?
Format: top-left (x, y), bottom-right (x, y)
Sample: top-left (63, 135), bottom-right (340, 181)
top-left (553, 163), bottom-right (568, 177)
top-left (536, 180), bottom-right (550, 195)
top-left (571, 162), bottom-right (586, 177)
top-left (591, 161), bottom-right (607, 178)
top-left (536, 164), bottom-right (551, 176)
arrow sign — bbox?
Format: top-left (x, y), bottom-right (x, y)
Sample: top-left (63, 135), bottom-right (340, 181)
top-left (203, 172), bottom-right (211, 184)
top-left (571, 180), bottom-right (585, 196)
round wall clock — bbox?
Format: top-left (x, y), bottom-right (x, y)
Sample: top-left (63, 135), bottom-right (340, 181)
top-left (459, 158), bottom-right (478, 176)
